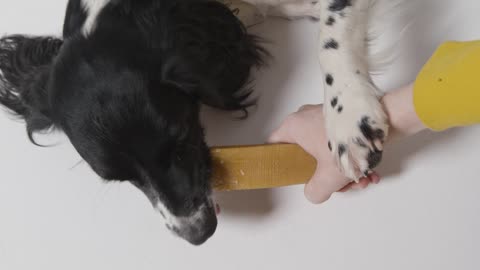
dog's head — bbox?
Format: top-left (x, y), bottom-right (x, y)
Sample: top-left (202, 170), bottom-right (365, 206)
top-left (52, 61), bottom-right (217, 245)
top-left (0, 1), bottom-right (265, 245)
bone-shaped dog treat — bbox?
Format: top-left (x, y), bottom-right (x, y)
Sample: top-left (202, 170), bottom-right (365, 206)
top-left (211, 144), bottom-right (316, 191)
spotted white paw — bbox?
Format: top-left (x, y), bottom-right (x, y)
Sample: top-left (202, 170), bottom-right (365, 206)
top-left (324, 81), bottom-right (388, 181)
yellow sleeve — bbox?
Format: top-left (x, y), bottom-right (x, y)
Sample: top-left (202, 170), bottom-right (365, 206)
top-left (413, 40), bottom-right (480, 131)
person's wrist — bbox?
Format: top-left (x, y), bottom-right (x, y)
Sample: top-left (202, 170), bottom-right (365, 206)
top-left (381, 83), bottom-right (427, 140)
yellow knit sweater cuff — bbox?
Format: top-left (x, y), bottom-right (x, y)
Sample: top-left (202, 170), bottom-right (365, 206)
top-left (414, 40), bottom-right (480, 131)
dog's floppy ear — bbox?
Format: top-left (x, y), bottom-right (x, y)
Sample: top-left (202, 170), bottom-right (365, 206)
top-left (148, 80), bottom-right (199, 123)
top-left (160, 0), bottom-right (268, 115)
top-left (0, 35), bottom-right (63, 144)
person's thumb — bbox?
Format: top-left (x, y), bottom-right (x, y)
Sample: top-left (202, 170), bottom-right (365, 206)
top-left (267, 118), bottom-right (296, 144)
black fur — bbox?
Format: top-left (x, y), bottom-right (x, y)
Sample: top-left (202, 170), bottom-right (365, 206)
top-left (359, 116), bottom-right (386, 144)
top-left (326, 16), bottom-right (336, 26)
top-left (338, 144), bottom-right (346, 157)
top-left (324, 38), bottom-right (339, 49)
top-left (359, 116), bottom-right (385, 169)
top-left (0, 35), bottom-right (63, 144)
top-left (328, 0), bottom-right (352, 12)
top-left (63, 0), bottom-right (87, 37)
top-left (326, 74), bottom-right (334, 86)
top-left (330, 96), bottom-right (337, 108)
top-left (367, 150), bottom-right (382, 169)
top-left (354, 137), bottom-right (368, 148)
top-left (0, 0), bottom-right (266, 245)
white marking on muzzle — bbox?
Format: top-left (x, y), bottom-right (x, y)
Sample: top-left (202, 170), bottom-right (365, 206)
top-left (81, 0), bottom-right (111, 35)
top-left (155, 201), bottom-right (208, 231)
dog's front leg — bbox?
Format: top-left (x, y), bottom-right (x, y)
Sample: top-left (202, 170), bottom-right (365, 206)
top-left (235, 0), bottom-right (321, 21)
top-left (318, 0), bottom-right (388, 181)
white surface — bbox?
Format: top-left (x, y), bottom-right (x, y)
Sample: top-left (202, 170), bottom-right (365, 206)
top-left (1, 1), bottom-right (480, 269)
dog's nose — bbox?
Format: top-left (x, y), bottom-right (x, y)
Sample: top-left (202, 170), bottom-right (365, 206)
top-left (186, 214), bottom-right (217, 246)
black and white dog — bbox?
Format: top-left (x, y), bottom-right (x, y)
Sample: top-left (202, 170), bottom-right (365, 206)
top-left (0, 0), bottom-right (386, 245)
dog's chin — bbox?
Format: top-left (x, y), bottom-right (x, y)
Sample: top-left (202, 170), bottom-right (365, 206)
top-left (177, 211), bottom-right (218, 246)
top-left (154, 198), bottom-right (218, 245)
top-left (128, 178), bottom-right (218, 245)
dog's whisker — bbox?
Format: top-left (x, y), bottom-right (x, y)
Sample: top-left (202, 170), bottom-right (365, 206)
top-left (69, 159), bottom-right (85, 170)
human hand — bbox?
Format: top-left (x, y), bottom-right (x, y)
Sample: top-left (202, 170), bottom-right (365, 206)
top-left (268, 104), bottom-right (380, 204)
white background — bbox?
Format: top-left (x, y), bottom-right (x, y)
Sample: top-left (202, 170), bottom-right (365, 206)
top-left (1, 1), bottom-right (480, 269)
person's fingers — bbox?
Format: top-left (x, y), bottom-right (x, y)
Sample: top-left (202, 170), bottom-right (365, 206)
top-left (351, 178), bottom-right (370, 190)
top-left (304, 166), bottom-right (351, 204)
top-left (369, 172), bottom-right (381, 184)
top-left (338, 179), bottom-right (369, 192)
top-left (337, 172), bottom-right (381, 192)
top-left (338, 182), bottom-right (354, 193)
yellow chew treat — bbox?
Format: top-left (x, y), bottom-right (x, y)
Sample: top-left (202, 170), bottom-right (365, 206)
top-left (210, 144), bottom-right (317, 191)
